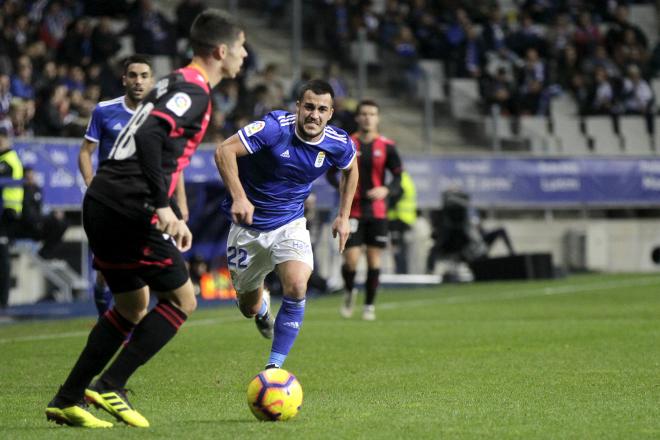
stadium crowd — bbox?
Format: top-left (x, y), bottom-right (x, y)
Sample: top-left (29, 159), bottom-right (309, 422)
top-left (255, 0), bottom-right (660, 118)
top-left (0, 0), bottom-right (325, 143)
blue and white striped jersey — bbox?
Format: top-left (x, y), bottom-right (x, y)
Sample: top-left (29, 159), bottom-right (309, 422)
top-left (222, 110), bottom-right (356, 231)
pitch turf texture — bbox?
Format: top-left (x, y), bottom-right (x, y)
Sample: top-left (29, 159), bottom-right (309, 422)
top-left (1, 273), bottom-right (659, 439)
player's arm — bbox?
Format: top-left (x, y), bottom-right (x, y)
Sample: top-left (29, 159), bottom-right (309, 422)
top-left (175, 171), bottom-right (189, 222)
top-left (332, 155), bottom-right (359, 253)
top-left (214, 133), bottom-right (254, 225)
top-left (134, 116), bottom-right (191, 250)
top-left (78, 138), bottom-right (98, 187)
top-left (384, 143), bottom-right (403, 202)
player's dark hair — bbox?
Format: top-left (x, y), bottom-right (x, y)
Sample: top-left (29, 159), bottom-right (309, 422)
top-left (123, 54), bottom-right (152, 74)
top-left (296, 79), bottom-right (335, 102)
top-left (189, 9), bottom-right (243, 57)
top-left (356, 99), bottom-right (379, 113)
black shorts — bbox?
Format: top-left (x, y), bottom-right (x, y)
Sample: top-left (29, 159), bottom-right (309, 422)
top-left (83, 196), bottom-right (188, 293)
top-left (345, 218), bottom-right (389, 249)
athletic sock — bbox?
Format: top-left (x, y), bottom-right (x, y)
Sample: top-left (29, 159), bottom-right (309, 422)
top-left (365, 268), bottom-right (380, 306)
top-left (98, 301), bottom-right (187, 389)
top-left (256, 295), bottom-right (269, 320)
top-left (267, 297), bottom-right (305, 368)
top-left (56, 308), bottom-right (135, 404)
top-left (93, 284), bottom-right (113, 316)
top-left (341, 264), bottom-right (356, 292)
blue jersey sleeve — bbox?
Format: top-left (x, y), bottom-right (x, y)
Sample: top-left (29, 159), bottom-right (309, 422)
top-left (84, 105), bottom-right (102, 143)
top-left (330, 136), bottom-right (357, 169)
top-left (237, 113), bottom-right (285, 154)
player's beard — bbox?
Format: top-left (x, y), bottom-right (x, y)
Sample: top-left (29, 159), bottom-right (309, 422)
top-left (298, 119), bottom-right (323, 140)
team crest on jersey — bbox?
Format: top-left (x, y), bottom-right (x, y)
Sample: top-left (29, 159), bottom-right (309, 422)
top-left (166, 92), bottom-right (191, 117)
top-left (314, 151), bottom-right (325, 168)
top-left (244, 121), bottom-right (265, 137)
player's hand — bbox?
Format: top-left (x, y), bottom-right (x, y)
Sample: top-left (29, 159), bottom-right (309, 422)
top-left (175, 220), bottom-right (193, 252)
top-left (231, 197), bottom-right (254, 225)
top-left (156, 207), bottom-right (180, 236)
top-left (366, 186), bottom-right (389, 200)
top-left (332, 216), bottom-right (350, 253)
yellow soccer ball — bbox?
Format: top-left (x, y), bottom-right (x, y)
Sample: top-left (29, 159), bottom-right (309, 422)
top-left (246, 368), bottom-right (303, 421)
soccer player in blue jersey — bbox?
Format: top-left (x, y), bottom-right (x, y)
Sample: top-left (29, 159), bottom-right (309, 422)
top-left (79, 55), bottom-right (189, 316)
top-left (215, 79), bottom-right (359, 369)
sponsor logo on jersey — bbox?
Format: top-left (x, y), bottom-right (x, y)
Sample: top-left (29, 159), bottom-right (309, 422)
top-left (244, 121), bottom-right (265, 137)
top-left (280, 149), bottom-right (290, 158)
top-left (165, 92), bottom-right (192, 117)
top-left (314, 151), bottom-right (325, 168)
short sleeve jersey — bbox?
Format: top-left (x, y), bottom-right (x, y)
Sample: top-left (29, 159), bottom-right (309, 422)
top-left (84, 96), bottom-right (134, 163)
top-left (87, 65), bottom-right (212, 221)
top-left (222, 110), bottom-right (356, 231)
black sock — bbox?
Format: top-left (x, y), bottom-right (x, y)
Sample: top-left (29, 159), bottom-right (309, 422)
top-left (57, 308), bottom-right (135, 404)
top-left (365, 268), bottom-right (380, 306)
top-left (99, 301), bottom-right (187, 389)
top-left (341, 264), bottom-right (356, 292)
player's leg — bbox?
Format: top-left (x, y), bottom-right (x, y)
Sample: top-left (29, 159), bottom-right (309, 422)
top-left (362, 219), bottom-right (389, 321)
top-left (226, 223), bottom-right (275, 338)
top-left (340, 218), bottom-right (363, 318)
top-left (266, 218), bottom-right (313, 368)
top-left (46, 285), bottom-right (148, 428)
top-left (340, 246), bottom-right (361, 318)
top-left (87, 236), bottom-right (194, 428)
top-left (93, 272), bottom-right (113, 316)
top-left (363, 246), bottom-right (383, 321)
top-left (266, 260), bottom-right (312, 369)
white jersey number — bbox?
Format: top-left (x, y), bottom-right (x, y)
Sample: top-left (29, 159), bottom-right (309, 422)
top-left (108, 102), bottom-right (155, 160)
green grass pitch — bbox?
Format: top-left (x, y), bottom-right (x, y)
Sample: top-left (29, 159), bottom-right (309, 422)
top-left (1, 273), bottom-right (659, 439)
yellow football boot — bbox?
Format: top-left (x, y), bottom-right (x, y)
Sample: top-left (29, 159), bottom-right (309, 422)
top-left (46, 401), bottom-right (113, 428)
top-left (85, 385), bottom-right (150, 428)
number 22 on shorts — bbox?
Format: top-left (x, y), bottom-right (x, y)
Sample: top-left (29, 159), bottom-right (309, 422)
top-left (227, 246), bottom-right (248, 268)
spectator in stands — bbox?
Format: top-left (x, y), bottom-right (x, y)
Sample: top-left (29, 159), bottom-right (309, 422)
top-left (91, 17), bottom-right (121, 64)
top-left (590, 66), bottom-right (617, 115)
top-left (8, 98), bottom-right (34, 137)
top-left (0, 74), bottom-right (11, 118)
top-left (484, 67), bottom-right (516, 115)
top-left (583, 44), bottom-right (621, 79)
top-left (10, 56), bottom-right (34, 100)
top-left (413, 11), bottom-right (443, 59)
top-left (39, 0), bottom-right (74, 50)
top-left (555, 44), bottom-right (581, 89)
top-left (16, 167), bottom-right (68, 260)
top-left (517, 48), bottom-right (547, 115)
top-left (570, 72), bottom-right (591, 116)
top-left (481, 5), bottom-right (507, 54)
top-left (605, 4), bottom-right (648, 56)
top-left (58, 18), bottom-right (94, 67)
top-left (507, 13), bottom-right (546, 58)
top-left (33, 84), bottom-right (71, 136)
top-left (621, 64), bottom-right (654, 115)
top-left (176, 0), bottom-right (207, 40)
top-left (457, 23), bottom-right (484, 79)
top-left (547, 13), bottom-right (573, 58)
top-left (125, 0), bottom-right (176, 56)
top-left (573, 10), bottom-right (602, 58)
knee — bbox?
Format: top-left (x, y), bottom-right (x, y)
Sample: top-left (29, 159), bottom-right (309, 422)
top-left (238, 302), bottom-right (256, 318)
top-left (176, 295), bottom-right (197, 317)
top-left (115, 303), bottom-right (148, 324)
top-left (283, 279), bottom-right (307, 299)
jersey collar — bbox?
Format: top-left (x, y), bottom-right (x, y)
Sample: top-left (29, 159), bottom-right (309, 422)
top-left (294, 126), bottom-right (326, 145)
top-left (121, 96), bottom-right (135, 114)
top-left (187, 62), bottom-right (210, 84)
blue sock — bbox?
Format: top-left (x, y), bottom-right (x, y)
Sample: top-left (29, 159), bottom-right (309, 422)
top-left (268, 297), bottom-right (305, 368)
top-left (93, 284), bottom-right (113, 316)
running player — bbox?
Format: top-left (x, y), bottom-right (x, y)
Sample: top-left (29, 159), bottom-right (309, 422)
top-left (330, 99), bottom-right (403, 321)
top-left (215, 79), bottom-right (358, 369)
top-left (46, 9), bottom-right (247, 428)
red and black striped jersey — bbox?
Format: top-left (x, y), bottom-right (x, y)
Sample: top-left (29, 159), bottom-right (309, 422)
top-left (350, 134), bottom-right (402, 219)
top-left (87, 64), bottom-right (212, 221)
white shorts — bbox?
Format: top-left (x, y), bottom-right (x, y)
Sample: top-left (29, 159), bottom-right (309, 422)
top-left (226, 218), bottom-right (314, 294)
